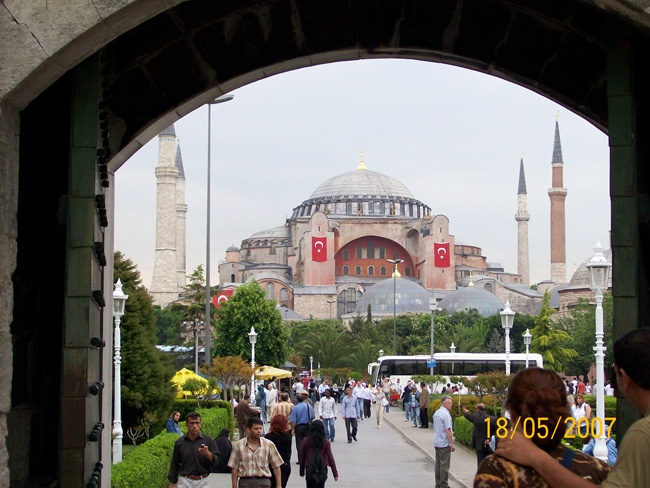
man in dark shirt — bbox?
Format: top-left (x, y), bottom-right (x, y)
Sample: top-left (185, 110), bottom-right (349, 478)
top-left (168, 412), bottom-right (220, 487)
top-left (462, 403), bottom-right (497, 467)
top-left (235, 394), bottom-right (261, 439)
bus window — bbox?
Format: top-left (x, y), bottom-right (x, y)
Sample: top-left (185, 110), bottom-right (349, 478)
top-left (486, 361), bottom-right (503, 372)
top-left (463, 361), bottom-right (487, 375)
top-left (378, 361), bottom-right (393, 377)
top-left (438, 362), bottom-right (454, 376)
top-left (395, 360), bottom-right (418, 376)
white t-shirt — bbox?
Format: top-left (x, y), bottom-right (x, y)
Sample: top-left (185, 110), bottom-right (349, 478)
top-left (292, 382), bottom-right (304, 393)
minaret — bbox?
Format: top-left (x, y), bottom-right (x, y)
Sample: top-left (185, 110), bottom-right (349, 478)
top-left (175, 145), bottom-right (188, 289)
top-left (150, 125), bottom-right (180, 307)
top-left (515, 152), bottom-right (530, 285)
top-left (548, 113), bottom-right (568, 284)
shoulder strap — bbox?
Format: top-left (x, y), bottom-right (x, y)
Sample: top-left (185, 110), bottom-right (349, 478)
top-left (561, 446), bottom-right (574, 469)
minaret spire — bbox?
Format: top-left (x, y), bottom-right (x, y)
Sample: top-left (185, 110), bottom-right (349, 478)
top-left (515, 153), bottom-right (530, 285)
top-left (549, 114), bottom-right (568, 284)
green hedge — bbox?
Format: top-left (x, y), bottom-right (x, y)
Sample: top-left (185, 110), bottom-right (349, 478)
top-left (113, 407), bottom-right (233, 488)
top-left (454, 416), bottom-right (474, 447)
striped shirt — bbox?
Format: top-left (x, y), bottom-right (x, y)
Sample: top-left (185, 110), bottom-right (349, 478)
top-left (227, 437), bottom-right (284, 478)
top-left (271, 401), bottom-right (294, 422)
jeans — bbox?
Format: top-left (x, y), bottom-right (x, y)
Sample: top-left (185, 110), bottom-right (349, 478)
top-left (405, 402), bottom-right (411, 421)
top-left (384, 392), bottom-right (390, 412)
top-left (356, 398), bottom-right (364, 418)
top-left (322, 417), bottom-right (335, 440)
top-left (411, 405), bottom-right (420, 426)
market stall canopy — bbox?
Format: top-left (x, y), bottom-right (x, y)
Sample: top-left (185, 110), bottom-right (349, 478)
top-left (170, 368), bottom-right (212, 399)
top-left (255, 366), bottom-right (292, 379)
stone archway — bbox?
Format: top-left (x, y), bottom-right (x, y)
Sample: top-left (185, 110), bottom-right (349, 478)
top-left (3, 1), bottom-right (650, 485)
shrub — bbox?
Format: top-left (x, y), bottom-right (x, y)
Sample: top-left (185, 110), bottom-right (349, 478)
top-left (454, 416), bottom-right (474, 447)
top-left (429, 395), bottom-right (479, 421)
top-left (114, 406), bottom-right (234, 487)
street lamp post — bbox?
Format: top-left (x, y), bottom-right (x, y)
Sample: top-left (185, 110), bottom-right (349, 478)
top-left (387, 258), bottom-right (404, 354)
top-left (327, 299), bottom-right (336, 328)
top-left (586, 241), bottom-right (611, 462)
top-left (523, 329), bottom-right (532, 368)
top-left (248, 326), bottom-right (257, 397)
top-left (309, 356), bottom-right (314, 377)
top-left (112, 279), bottom-right (129, 464)
top-left (450, 342), bottom-right (456, 373)
top-left (379, 349), bottom-right (384, 358)
top-left (183, 318), bottom-right (205, 373)
top-left (500, 301), bottom-right (515, 375)
top-left (429, 298), bottom-right (437, 376)
top-left (206, 94), bottom-right (234, 367)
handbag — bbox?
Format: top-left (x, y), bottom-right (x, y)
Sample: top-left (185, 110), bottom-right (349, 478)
top-left (381, 397), bottom-right (388, 407)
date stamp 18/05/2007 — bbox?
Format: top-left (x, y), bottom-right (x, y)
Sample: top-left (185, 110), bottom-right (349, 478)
top-left (485, 417), bottom-right (616, 440)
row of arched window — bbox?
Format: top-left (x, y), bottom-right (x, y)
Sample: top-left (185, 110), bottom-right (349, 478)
top-left (265, 283), bottom-right (289, 301)
top-left (340, 265), bottom-right (411, 276)
top-left (342, 241), bottom-right (390, 260)
top-left (294, 201), bottom-right (430, 219)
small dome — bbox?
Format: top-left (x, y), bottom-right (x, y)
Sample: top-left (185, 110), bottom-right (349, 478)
top-left (249, 226), bottom-right (291, 239)
top-left (309, 168), bottom-right (414, 201)
top-left (226, 245), bottom-right (240, 252)
top-left (355, 278), bottom-right (431, 315)
top-left (438, 286), bottom-right (505, 317)
top-left (567, 249), bottom-right (612, 290)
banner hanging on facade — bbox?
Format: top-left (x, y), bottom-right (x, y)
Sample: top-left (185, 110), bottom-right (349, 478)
top-left (312, 236), bottom-right (327, 262)
top-left (434, 242), bottom-right (450, 268)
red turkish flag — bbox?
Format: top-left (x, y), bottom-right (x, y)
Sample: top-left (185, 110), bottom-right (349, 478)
top-left (434, 242), bottom-right (451, 268)
top-left (212, 289), bottom-right (234, 308)
top-left (312, 236), bottom-right (327, 262)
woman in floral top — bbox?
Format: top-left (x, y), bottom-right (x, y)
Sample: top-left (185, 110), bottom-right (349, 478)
top-left (474, 368), bottom-right (610, 488)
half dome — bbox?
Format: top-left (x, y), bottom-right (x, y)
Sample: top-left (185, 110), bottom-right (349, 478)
top-left (354, 278), bottom-right (431, 315)
top-left (438, 286), bottom-right (505, 317)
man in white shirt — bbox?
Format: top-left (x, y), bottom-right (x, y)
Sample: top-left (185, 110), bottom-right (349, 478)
top-left (318, 388), bottom-right (337, 442)
top-left (291, 378), bottom-right (304, 402)
top-left (362, 383), bottom-right (373, 419)
top-left (318, 379), bottom-right (329, 396)
top-left (352, 382), bottom-right (365, 421)
top-left (433, 395), bottom-right (455, 488)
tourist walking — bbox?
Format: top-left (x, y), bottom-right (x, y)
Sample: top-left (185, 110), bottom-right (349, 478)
top-left (272, 392), bottom-right (294, 423)
top-left (299, 420), bottom-right (339, 488)
top-left (213, 428), bottom-right (232, 473)
top-left (167, 412), bottom-right (219, 488)
top-left (402, 380), bottom-right (413, 422)
top-left (228, 417), bottom-right (283, 488)
top-left (289, 392), bottom-right (314, 465)
top-left (235, 394), bottom-right (261, 439)
top-left (362, 383), bottom-right (373, 419)
top-left (382, 377), bottom-right (392, 412)
top-left (257, 383), bottom-right (267, 423)
top-left (373, 384), bottom-right (386, 428)
top-left (419, 381), bottom-right (430, 428)
top-left (265, 415), bottom-right (293, 488)
top-left (570, 393), bottom-right (592, 437)
top-left (341, 387), bottom-right (360, 443)
top-left (352, 381), bottom-right (364, 421)
top-left (318, 388), bottom-right (337, 442)
top-left (292, 378), bottom-right (305, 402)
top-left (433, 396), bottom-right (455, 488)
top-left (267, 384), bottom-right (279, 423)
top-left (410, 385), bottom-right (421, 427)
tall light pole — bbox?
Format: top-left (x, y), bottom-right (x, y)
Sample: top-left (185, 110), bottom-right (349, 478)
top-left (586, 241), bottom-right (611, 462)
top-left (112, 279), bottom-right (128, 464)
top-left (428, 298), bottom-right (437, 376)
top-left (248, 326), bottom-right (257, 397)
top-left (500, 301), bottom-right (515, 375)
top-left (327, 299), bottom-right (336, 327)
top-left (183, 318), bottom-right (205, 373)
top-left (206, 94), bottom-right (234, 367)
top-left (309, 356), bottom-right (314, 377)
top-left (523, 329), bottom-right (532, 368)
top-left (387, 258), bottom-right (403, 354)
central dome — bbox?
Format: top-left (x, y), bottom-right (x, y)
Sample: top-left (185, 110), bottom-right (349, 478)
top-left (309, 168), bottom-right (414, 201)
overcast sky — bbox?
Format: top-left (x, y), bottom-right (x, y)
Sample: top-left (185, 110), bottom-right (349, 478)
top-left (114, 59), bottom-right (610, 289)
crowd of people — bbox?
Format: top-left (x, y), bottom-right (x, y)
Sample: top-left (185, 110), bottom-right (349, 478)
top-left (164, 327), bottom-right (650, 488)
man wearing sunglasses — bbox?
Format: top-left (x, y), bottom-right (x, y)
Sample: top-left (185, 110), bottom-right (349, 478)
top-left (494, 327), bottom-right (650, 488)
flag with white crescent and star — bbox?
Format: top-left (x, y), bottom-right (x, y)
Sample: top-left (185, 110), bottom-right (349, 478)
top-left (212, 289), bottom-right (234, 308)
top-left (312, 236), bottom-right (327, 262)
top-left (434, 242), bottom-right (450, 267)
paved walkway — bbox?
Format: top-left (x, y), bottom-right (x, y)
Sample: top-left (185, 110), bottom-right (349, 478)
top-left (208, 407), bottom-right (478, 488)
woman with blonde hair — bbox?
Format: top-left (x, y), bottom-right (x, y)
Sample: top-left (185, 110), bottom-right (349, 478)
top-left (372, 384), bottom-right (385, 428)
top-left (570, 393), bottom-right (592, 437)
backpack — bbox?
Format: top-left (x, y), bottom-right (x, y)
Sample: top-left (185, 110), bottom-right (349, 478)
top-left (305, 447), bottom-right (328, 484)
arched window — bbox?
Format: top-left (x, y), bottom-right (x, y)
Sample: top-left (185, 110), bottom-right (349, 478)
top-left (265, 282), bottom-right (274, 300)
top-left (280, 288), bottom-right (288, 301)
top-left (356, 246), bottom-right (363, 259)
top-left (338, 288), bottom-right (359, 315)
top-left (367, 241), bottom-right (375, 259)
top-left (484, 283), bottom-right (493, 293)
top-left (230, 273), bottom-right (235, 282)
top-left (342, 249), bottom-right (350, 260)
top-left (380, 266), bottom-right (387, 276)
top-left (368, 266), bottom-right (375, 276)
top-left (405, 266), bottom-right (411, 276)
top-left (346, 201), bottom-right (353, 214)
top-left (367, 201), bottom-right (373, 215)
top-left (355, 265), bottom-right (362, 276)
top-left (342, 265), bottom-right (349, 275)
top-left (379, 246), bottom-right (386, 259)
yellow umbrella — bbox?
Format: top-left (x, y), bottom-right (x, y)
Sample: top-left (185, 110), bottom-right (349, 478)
top-left (255, 366), bottom-right (292, 380)
top-left (170, 368), bottom-right (209, 399)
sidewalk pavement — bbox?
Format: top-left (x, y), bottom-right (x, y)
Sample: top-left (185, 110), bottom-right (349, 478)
top-left (383, 408), bottom-right (478, 488)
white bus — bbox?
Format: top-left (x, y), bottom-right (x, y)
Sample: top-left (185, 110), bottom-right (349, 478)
top-left (368, 352), bottom-right (544, 389)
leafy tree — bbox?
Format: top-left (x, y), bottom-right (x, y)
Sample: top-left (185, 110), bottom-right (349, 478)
top-left (530, 290), bottom-right (578, 371)
top-left (203, 356), bottom-right (254, 401)
top-left (485, 329), bottom-right (504, 354)
top-left (558, 292), bottom-right (614, 377)
top-left (181, 378), bottom-right (220, 409)
top-left (296, 325), bottom-right (355, 368)
top-left (434, 325), bottom-right (484, 352)
top-left (476, 371), bottom-right (512, 413)
top-left (413, 374), bottom-right (444, 392)
top-left (153, 303), bottom-right (186, 345)
top-left (214, 281), bottom-right (290, 366)
top-left (347, 338), bottom-right (380, 373)
top-left (114, 251), bottom-right (176, 431)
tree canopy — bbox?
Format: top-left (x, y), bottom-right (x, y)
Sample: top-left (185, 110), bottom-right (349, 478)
top-left (530, 290), bottom-right (578, 371)
top-left (214, 281), bottom-right (290, 366)
top-left (114, 251), bottom-right (176, 430)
